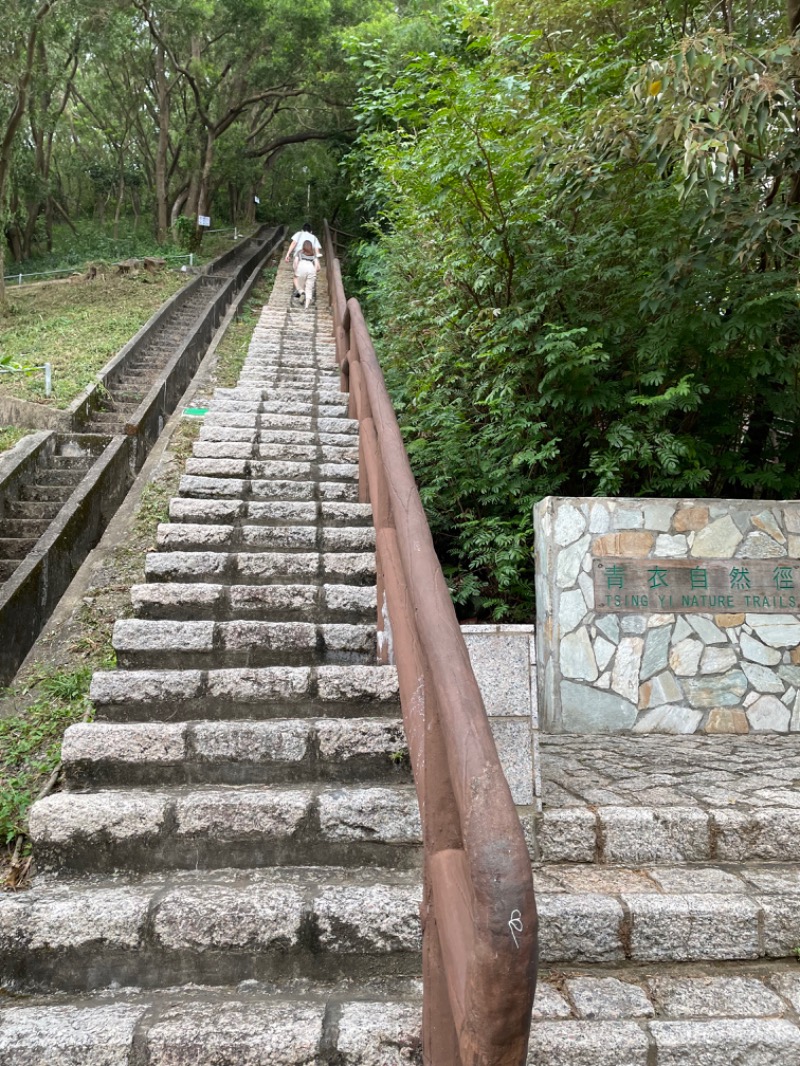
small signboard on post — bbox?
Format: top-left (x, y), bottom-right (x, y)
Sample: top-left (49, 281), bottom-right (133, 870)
top-left (198, 215), bottom-right (211, 227)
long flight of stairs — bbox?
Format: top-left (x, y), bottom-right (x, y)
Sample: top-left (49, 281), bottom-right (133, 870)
top-left (0, 264), bottom-right (424, 1062)
top-left (0, 434), bottom-right (107, 584)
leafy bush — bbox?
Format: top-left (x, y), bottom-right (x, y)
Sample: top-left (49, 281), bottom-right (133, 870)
top-left (346, 10), bottom-right (800, 620)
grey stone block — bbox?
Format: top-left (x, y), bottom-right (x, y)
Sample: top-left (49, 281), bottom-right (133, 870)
top-left (169, 499), bottom-right (244, 524)
top-left (566, 976), bottom-right (654, 1019)
top-left (130, 583), bottom-right (224, 618)
top-left (648, 975), bottom-right (786, 1018)
top-left (315, 717), bottom-right (405, 761)
top-left (227, 584), bottom-right (318, 616)
top-left (175, 788), bottom-right (312, 839)
top-left (241, 525), bottom-right (317, 550)
top-left (236, 552), bottom-right (320, 582)
top-left (245, 501), bottom-right (318, 524)
top-left (206, 667), bottom-right (313, 705)
top-left (315, 884), bottom-right (422, 952)
top-left (144, 1001), bottom-right (324, 1065)
top-left (0, 1004), bottom-right (146, 1066)
top-left (0, 883), bottom-right (149, 952)
top-left (156, 523), bottom-right (233, 550)
top-left (192, 720), bottom-right (311, 764)
top-left (113, 619), bottom-right (215, 657)
top-left (536, 894), bottom-right (625, 963)
top-left (625, 893), bottom-right (760, 961)
top-left (490, 719), bottom-right (534, 804)
top-left (249, 479), bottom-right (317, 501)
top-left (153, 884), bottom-right (306, 950)
top-left (649, 1019), bottom-right (800, 1065)
top-left (712, 809), bottom-right (800, 861)
top-left (29, 790), bottom-right (169, 847)
top-left (527, 1021), bottom-right (649, 1065)
top-left (90, 669), bottom-right (204, 708)
top-left (144, 551), bottom-right (229, 583)
top-left (322, 552), bottom-right (376, 582)
top-left (178, 474), bottom-right (248, 498)
top-left (62, 722), bottom-right (187, 770)
top-left (335, 1001), bottom-right (422, 1066)
top-left (317, 786), bottom-right (421, 843)
top-left (321, 527), bottom-right (376, 552)
top-left (536, 809), bottom-right (597, 863)
top-left (598, 807), bottom-right (711, 864)
top-left (315, 665), bottom-right (400, 704)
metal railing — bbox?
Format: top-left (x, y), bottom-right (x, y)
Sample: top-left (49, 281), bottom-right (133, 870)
top-left (322, 221), bottom-right (538, 1065)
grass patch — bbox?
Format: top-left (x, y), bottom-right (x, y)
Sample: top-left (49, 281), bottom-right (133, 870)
top-left (0, 425), bottom-right (31, 454)
top-left (7, 218), bottom-right (256, 280)
top-left (0, 667), bottom-right (94, 848)
top-left (0, 272), bottom-right (186, 408)
top-left (212, 270), bottom-right (276, 388)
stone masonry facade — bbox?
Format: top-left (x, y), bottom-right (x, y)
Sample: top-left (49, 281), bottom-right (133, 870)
top-left (535, 496), bottom-right (800, 734)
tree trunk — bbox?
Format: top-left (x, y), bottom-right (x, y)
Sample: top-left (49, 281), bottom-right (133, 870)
top-left (154, 42), bottom-right (170, 241)
top-left (790, 0), bottom-right (800, 34)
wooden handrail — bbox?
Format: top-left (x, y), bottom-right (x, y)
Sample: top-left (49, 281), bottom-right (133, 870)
top-left (322, 221), bottom-right (537, 1065)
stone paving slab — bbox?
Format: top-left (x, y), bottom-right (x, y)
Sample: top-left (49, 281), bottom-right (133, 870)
top-left (540, 734), bottom-right (800, 811)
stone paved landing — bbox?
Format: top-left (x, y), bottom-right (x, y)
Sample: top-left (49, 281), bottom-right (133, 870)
top-left (540, 733), bottom-right (800, 809)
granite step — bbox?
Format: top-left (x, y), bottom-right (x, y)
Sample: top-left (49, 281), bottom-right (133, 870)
top-left (112, 618), bottom-right (377, 669)
top-left (0, 535), bottom-right (39, 558)
top-left (61, 716), bottom-right (408, 787)
top-left (206, 400), bottom-right (348, 420)
top-left (529, 962), bottom-right (800, 1065)
top-left (201, 412), bottom-right (357, 435)
top-left (32, 468), bottom-right (84, 486)
top-left (537, 804), bottom-right (800, 866)
top-left (5, 499), bottom-right (61, 520)
top-left (0, 986), bottom-right (423, 1064)
top-left (177, 473), bottom-right (360, 502)
top-left (29, 783), bottom-right (422, 874)
top-left (191, 441), bottom-right (360, 463)
top-left (89, 665), bottom-right (400, 723)
top-left (213, 387), bottom-right (347, 404)
top-left (129, 581), bottom-right (376, 623)
top-left (143, 550), bottom-right (375, 587)
top-left (167, 498), bottom-right (373, 527)
top-left (182, 458), bottom-right (359, 482)
top-left (534, 861), bottom-right (800, 966)
top-left (154, 522), bottom-right (374, 554)
top-left (0, 867), bottom-right (421, 993)
top-left (196, 429), bottom-right (358, 450)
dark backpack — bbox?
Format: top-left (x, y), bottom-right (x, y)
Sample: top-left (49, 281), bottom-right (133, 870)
top-left (300, 238), bottom-right (315, 259)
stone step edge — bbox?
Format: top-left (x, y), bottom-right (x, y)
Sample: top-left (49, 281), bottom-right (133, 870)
top-left (0, 991), bottom-right (422, 1065)
top-left (89, 665), bottom-right (400, 722)
top-left (28, 783), bottom-right (423, 874)
top-left (61, 716), bottom-right (408, 785)
top-left (537, 805), bottom-right (800, 864)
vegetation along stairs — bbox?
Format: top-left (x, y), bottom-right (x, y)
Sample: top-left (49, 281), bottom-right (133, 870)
top-left (0, 257), bottom-right (425, 1063)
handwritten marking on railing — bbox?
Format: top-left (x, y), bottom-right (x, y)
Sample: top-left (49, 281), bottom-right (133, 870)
top-left (508, 910), bottom-right (523, 949)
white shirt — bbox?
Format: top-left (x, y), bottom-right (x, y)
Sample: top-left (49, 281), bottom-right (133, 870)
top-left (291, 230), bottom-right (322, 258)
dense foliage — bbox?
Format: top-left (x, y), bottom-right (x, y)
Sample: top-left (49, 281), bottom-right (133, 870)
top-left (345, 0), bottom-right (800, 619)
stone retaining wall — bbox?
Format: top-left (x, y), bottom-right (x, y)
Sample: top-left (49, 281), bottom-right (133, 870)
top-left (535, 496), bottom-right (800, 734)
top-left (461, 624), bottom-right (540, 811)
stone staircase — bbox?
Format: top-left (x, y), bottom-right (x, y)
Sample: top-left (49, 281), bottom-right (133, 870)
top-left (6, 257), bottom-right (800, 1064)
top-left (0, 434), bottom-right (108, 584)
top-left (83, 279), bottom-right (226, 434)
top-left (0, 264), bottom-right (424, 1063)
top-left (528, 732), bottom-right (800, 1063)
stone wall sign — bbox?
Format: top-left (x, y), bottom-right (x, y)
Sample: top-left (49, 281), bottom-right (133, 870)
top-left (534, 496), bottom-right (800, 736)
top-left (594, 557), bottom-right (800, 613)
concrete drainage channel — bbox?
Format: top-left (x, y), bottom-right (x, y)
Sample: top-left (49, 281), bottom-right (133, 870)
top-left (0, 225), bottom-right (285, 686)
